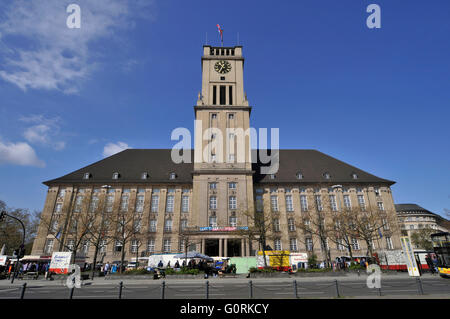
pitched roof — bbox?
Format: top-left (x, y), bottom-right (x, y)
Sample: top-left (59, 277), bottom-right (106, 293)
top-left (252, 150), bottom-right (394, 185)
top-left (44, 149), bottom-right (395, 186)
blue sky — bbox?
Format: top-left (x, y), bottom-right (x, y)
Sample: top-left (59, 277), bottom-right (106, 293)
top-left (0, 0), bottom-right (449, 218)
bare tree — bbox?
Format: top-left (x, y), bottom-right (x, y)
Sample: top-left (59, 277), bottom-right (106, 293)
top-left (237, 209), bottom-right (275, 268)
top-left (410, 227), bottom-right (437, 251)
top-left (110, 210), bottom-right (141, 273)
top-left (39, 194), bottom-right (94, 264)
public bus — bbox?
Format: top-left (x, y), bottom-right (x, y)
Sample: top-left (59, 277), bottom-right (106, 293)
top-left (431, 232), bottom-right (450, 278)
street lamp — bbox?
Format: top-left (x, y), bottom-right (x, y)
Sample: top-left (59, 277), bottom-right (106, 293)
top-left (0, 210), bottom-right (26, 284)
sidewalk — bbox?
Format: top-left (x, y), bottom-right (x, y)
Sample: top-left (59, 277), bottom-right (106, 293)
top-left (0, 272), bottom-right (444, 287)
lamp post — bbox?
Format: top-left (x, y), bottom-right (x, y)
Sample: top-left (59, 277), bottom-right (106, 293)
top-left (330, 185), bottom-right (343, 267)
top-left (0, 211), bottom-right (26, 284)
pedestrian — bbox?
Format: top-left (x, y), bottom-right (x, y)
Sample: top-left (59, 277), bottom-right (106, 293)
top-left (158, 260), bottom-right (163, 268)
top-left (44, 263), bottom-right (50, 280)
top-left (104, 262), bottom-right (110, 275)
top-left (175, 260), bottom-right (180, 269)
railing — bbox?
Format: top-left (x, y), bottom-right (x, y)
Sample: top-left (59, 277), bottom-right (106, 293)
top-left (5, 276), bottom-right (450, 299)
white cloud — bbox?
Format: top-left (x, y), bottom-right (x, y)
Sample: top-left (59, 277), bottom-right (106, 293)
top-left (103, 141), bottom-right (130, 157)
top-left (20, 115), bottom-right (65, 150)
top-left (0, 0), bottom-right (154, 93)
top-left (0, 139), bottom-right (45, 167)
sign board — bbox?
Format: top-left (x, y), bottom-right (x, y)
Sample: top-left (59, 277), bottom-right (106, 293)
top-left (257, 251), bottom-right (290, 268)
top-left (199, 226), bottom-right (248, 232)
top-left (0, 255), bottom-right (7, 266)
top-left (400, 237), bottom-right (420, 277)
top-left (49, 252), bottom-right (72, 274)
top-left (290, 253), bottom-right (308, 264)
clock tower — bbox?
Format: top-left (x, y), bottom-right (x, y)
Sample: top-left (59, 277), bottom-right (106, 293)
top-left (191, 45), bottom-right (254, 257)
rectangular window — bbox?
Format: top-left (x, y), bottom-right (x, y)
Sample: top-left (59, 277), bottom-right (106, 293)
top-left (209, 196), bottom-right (217, 210)
top-left (351, 238), bottom-right (360, 250)
top-left (273, 219), bottom-right (280, 232)
top-left (271, 195), bottom-right (279, 212)
top-left (120, 194), bottom-right (129, 212)
top-left (285, 195), bottom-right (294, 212)
top-left (131, 240), bottom-right (139, 253)
top-left (337, 239), bottom-right (345, 251)
top-left (163, 239), bottom-right (171, 253)
top-left (57, 188), bottom-right (66, 199)
top-left (147, 239), bottom-right (155, 253)
top-left (182, 196), bottom-right (189, 213)
top-left (135, 195), bottom-right (145, 213)
top-left (300, 195), bottom-right (308, 212)
top-left (288, 218), bottom-right (295, 231)
top-left (209, 182), bottom-right (217, 189)
top-left (357, 195), bottom-right (366, 211)
top-left (74, 196), bottom-right (83, 213)
top-left (343, 195), bottom-right (351, 209)
top-left (315, 195), bottom-right (323, 211)
top-left (209, 216), bottom-right (217, 227)
top-left (106, 194), bottom-right (114, 212)
top-left (290, 238), bottom-right (298, 252)
top-left (166, 195), bottom-right (174, 213)
top-left (306, 238), bottom-right (313, 251)
top-left (229, 86), bottom-right (233, 105)
top-left (329, 195), bottom-right (338, 211)
top-left (229, 196), bottom-right (237, 210)
top-left (149, 220), bottom-right (157, 233)
top-left (274, 239), bottom-right (282, 251)
top-left (220, 85), bottom-right (226, 105)
top-left (133, 219), bottom-right (141, 232)
top-left (180, 219), bottom-right (188, 230)
top-left (164, 219), bottom-right (172, 232)
top-left (54, 203), bottom-right (62, 214)
top-left (151, 195), bottom-right (159, 213)
top-left (66, 239), bottom-right (75, 252)
top-left (100, 240), bottom-right (107, 254)
top-left (213, 85), bottom-right (217, 105)
top-left (377, 202), bottom-right (385, 211)
top-left (229, 216), bottom-right (237, 227)
top-left (114, 241), bottom-right (123, 252)
top-left (228, 182), bottom-right (237, 189)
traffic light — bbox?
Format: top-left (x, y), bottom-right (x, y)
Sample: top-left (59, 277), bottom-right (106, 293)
top-left (18, 245), bottom-right (25, 259)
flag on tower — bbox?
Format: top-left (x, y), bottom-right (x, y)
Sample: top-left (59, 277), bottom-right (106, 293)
top-left (217, 24), bottom-right (223, 46)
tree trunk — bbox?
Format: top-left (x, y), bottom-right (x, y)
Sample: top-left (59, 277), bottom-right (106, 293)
top-left (90, 244), bottom-right (99, 280)
top-left (120, 245), bottom-right (126, 274)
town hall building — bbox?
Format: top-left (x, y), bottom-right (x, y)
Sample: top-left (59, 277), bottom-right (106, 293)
top-left (32, 45), bottom-right (402, 264)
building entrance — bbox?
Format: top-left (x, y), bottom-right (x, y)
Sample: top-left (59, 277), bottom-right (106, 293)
top-left (227, 239), bottom-right (242, 257)
top-left (205, 239), bottom-right (219, 257)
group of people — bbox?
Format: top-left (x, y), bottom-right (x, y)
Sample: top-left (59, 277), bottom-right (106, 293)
top-left (0, 260), bottom-right (52, 279)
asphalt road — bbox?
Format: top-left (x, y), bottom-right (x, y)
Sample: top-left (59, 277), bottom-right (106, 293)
top-left (0, 276), bottom-right (449, 299)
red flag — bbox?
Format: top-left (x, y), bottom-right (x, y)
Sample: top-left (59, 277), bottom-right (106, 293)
top-left (216, 24), bottom-right (223, 44)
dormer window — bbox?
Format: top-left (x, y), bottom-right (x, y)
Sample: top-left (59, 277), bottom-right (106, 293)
top-left (351, 173), bottom-right (358, 180)
top-left (269, 174), bottom-right (276, 180)
top-left (169, 173), bottom-right (176, 180)
top-left (112, 172), bottom-right (119, 180)
top-left (323, 172), bottom-right (331, 180)
top-left (83, 173), bottom-right (91, 180)
top-left (296, 172), bottom-right (303, 180)
top-left (141, 172), bottom-right (149, 180)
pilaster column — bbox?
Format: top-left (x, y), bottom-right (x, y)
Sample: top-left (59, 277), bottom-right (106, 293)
top-left (224, 238), bottom-right (228, 257)
top-left (219, 238), bottom-right (223, 257)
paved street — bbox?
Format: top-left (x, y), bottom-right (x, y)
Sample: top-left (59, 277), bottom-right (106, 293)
top-left (0, 273), bottom-right (449, 299)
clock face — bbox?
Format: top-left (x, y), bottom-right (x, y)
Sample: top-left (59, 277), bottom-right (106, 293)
top-left (214, 60), bottom-right (232, 74)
